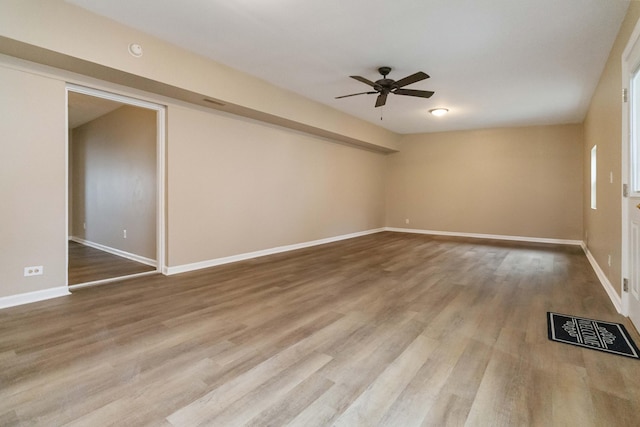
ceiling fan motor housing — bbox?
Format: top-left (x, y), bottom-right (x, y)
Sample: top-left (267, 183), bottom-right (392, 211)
top-left (376, 79), bottom-right (396, 92)
top-left (376, 67), bottom-right (394, 92)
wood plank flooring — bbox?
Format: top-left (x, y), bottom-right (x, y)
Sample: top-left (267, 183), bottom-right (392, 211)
top-left (2, 232), bottom-right (639, 426)
top-left (68, 241), bottom-right (156, 285)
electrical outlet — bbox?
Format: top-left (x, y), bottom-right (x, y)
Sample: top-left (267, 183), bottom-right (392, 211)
top-left (24, 266), bottom-right (43, 277)
top-left (405, 218), bottom-right (410, 225)
top-left (608, 255), bottom-right (612, 267)
top-left (83, 222), bottom-right (86, 230)
top-left (123, 229), bottom-right (127, 239)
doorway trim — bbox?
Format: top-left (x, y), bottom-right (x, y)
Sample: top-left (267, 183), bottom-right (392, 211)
top-left (621, 17), bottom-right (640, 317)
top-left (65, 83), bottom-right (166, 288)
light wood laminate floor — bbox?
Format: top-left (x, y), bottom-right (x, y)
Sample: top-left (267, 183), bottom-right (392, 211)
top-left (2, 232), bottom-right (639, 426)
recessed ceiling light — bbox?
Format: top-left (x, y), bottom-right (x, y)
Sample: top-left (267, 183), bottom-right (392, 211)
top-left (429, 108), bottom-right (449, 117)
top-left (128, 43), bottom-right (143, 57)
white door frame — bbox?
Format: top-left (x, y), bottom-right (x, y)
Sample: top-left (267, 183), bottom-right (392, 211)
top-left (621, 17), bottom-right (640, 317)
top-left (65, 83), bottom-right (166, 287)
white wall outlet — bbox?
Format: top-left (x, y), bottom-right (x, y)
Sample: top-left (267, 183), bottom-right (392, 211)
top-left (24, 266), bottom-right (43, 277)
top-left (610, 171), bottom-right (613, 184)
top-left (608, 255), bottom-right (612, 267)
top-left (83, 222), bottom-right (86, 230)
top-left (123, 229), bottom-right (127, 238)
top-left (405, 218), bottom-right (410, 225)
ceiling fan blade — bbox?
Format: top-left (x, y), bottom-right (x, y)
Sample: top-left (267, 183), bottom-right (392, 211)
top-left (394, 88), bottom-right (435, 98)
top-left (350, 75), bottom-right (377, 87)
top-left (394, 72), bottom-right (429, 88)
top-left (375, 92), bottom-right (388, 108)
top-left (335, 91), bottom-right (377, 99)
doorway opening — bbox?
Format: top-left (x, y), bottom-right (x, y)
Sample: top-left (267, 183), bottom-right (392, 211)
top-left (66, 84), bottom-right (166, 288)
top-left (622, 18), bottom-right (640, 333)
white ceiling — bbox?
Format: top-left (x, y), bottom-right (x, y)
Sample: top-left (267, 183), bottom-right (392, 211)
top-left (66, 0), bottom-right (629, 134)
top-left (68, 91), bottom-right (123, 129)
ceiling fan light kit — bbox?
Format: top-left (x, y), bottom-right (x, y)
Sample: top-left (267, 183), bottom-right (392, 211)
top-left (336, 66), bottom-right (435, 108)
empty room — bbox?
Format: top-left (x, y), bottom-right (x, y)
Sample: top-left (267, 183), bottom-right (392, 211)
top-left (1, 0), bottom-right (639, 425)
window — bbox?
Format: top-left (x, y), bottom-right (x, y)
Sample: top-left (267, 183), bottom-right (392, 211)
top-left (591, 145), bottom-right (597, 210)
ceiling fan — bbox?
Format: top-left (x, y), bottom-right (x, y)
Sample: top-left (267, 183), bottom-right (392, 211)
top-left (336, 66), bottom-right (434, 108)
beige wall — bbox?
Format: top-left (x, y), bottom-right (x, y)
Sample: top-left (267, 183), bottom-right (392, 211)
top-left (583, 3), bottom-right (640, 297)
top-left (71, 105), bottom-right (156, 260)
top-left (0, 0), bottom-right (395, 302)
top-left (0, 58), bottom-right (387, 302)
top-left (386, 125), bottom-right (583, 240)
top-left (0, 65), bottom-right (67, 298)
top-left (167, 105), bottom-right (386, 266)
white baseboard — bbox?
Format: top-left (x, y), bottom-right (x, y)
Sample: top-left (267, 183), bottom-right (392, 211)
top-left (384, 227), bottom-right (583, 246)
top-left (0, 286), bottom-right (70, 310)
top-left (68, 270), bottom-right (158, 291)
top-left (580, 243), bottom-right (622, 313)
top-left (70, 237), bottom-right (156, 267)
top-left (165, 228), bottom-right (385, 275)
